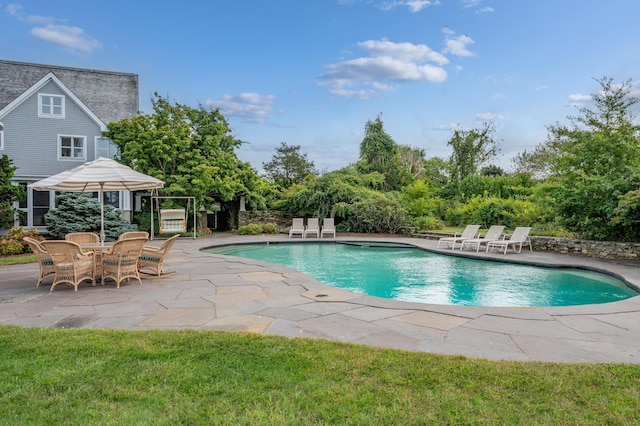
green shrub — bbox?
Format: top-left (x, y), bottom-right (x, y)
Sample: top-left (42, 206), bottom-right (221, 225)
top-left (337, 196), bottom-right (411, 234)
top-left (238, 223), bottom-right (278, 235)
top-left (445, 195), bottom-right (549, 229)
top-left (260, 223), bottom-right (277, 234)
top-left (413, 216), bottom-right (444, 231)
top-left (238, 224), bottom-right (263, 235)
top-left (133, 211), bottom-right (152, 233)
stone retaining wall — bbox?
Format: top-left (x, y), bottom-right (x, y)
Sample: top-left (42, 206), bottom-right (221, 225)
top-left (421, 231), bottom-right (639, 260)
top-left (529, 236), bottom-right (639, 260)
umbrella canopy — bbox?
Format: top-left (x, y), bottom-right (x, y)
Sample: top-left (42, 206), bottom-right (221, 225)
top-left (30, 157), bottom-right (165, 243)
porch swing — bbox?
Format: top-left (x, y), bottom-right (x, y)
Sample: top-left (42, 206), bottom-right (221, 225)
top-left (150, 196), bottom-right (197, 240)
top-left (160, 208), bottom-right (186, 234)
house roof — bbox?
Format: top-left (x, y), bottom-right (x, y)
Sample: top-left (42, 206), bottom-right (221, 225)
top-left (0, 72), bottom-right (108, 131)
top-left (0, 59), bottom-right (138, 124)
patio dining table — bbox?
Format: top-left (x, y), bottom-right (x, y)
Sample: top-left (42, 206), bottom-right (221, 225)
top-left (80, 242), bottom-right (115, 281)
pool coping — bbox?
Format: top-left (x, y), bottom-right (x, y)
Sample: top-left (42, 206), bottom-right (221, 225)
top-left (1, 232), bottom-right (640, 363)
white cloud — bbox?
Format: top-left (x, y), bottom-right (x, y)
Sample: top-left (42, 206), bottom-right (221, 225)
top-left (358, 39), bottom-right (449, 65)
top-left (6, 3), bottom-right (55, 24)
top-left (378, 1), bottom-right (441, 12)
top-left (6, 3), bottom-right (23, 16)
top-left (565, 93), bottom-right (592, 107)
top-left (461, 0), bottom-right (481, 8)
top-left (7, 4), bottom-right (101, 54)
top-left (490, 92), bottom-right (507, 100)
top-left (318, 38), bottom-right (448, 98)
top-left (443, 32), bottom-right (475, 57)
top-left (31, 25), bottom-right (102, 54)
top-left (476, 112), bottom-right (505, 121)
top-left (460, 0), bottom-right (494, 14)
top-left (477, 6), bottom-right (494, 14)
top-left (433, 123), bottom-right (460, 131)
top-left (206, 93), bottom-right (276, 123)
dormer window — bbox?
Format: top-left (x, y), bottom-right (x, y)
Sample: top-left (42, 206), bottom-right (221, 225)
top-left (38, 94), bottom-right (65, 118)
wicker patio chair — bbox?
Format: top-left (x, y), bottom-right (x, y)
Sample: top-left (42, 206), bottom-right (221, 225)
top-left (138, 234), bottom-right (179, 276)
top-left (101, 237), bottom-right (147, 288)
top-left (23, 236), bottom-right (56, 287)
top-left (118, 231), bottom-right (149, 241)
top-left (65, 232), bottom-right (100, 244)
top-left (40, 241), bottom-right (95, 292)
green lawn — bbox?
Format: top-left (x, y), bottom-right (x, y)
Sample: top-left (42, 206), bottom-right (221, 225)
top-left (1, 326), bottom-right (638, 425)
top-left (0, 254), bottom-right (36, 265)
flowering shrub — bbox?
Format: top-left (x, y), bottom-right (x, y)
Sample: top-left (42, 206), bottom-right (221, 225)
top-left (0, 227), bottom-right (43, 256)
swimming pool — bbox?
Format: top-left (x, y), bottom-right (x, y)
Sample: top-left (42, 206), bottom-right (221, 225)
top-left (206, 242), bottom-right (638, 307)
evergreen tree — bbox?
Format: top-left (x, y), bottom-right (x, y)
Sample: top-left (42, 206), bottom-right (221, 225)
top-left (44, 193), bottom-right (136, 241)
top-left (0, 155), bottom-right (25, 228)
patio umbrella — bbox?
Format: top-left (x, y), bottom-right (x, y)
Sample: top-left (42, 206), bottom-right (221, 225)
top-left (29, 157), bottom-right (165, 243)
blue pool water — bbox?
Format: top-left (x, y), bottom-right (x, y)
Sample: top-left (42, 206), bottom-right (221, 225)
top-left (206, 242), bottom-right (638, 307)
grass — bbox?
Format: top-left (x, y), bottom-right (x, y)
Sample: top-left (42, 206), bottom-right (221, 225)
top-left (1, 326), bottom-right (639, 424)
top-left (0, 253), bottom-right (36, 265)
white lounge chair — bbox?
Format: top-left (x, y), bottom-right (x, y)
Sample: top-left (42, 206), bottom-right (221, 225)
top-left (460, 225), bottom-right (505, 252)
top-left (304, 218), bottom-right (320, 238)
top-left (486, 227), bottom-right (533, 254)
top-left (320, 218), bottom-right (336, 238)
top-left (437, 225), bottom-right (481, 250)
top-left (288, 218), bottom-right (304, 238)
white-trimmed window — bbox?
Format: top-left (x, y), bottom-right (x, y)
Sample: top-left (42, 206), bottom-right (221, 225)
top-left (58, 135), bottom-right (86, 160)
top-left (38, 94), bottom-right (65, 118)
top-left (96, 137), bottom-right (119, 159)
top-left (0, 122), bottom-right (4, 150)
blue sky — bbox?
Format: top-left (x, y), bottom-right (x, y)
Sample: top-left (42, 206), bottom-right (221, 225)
top-left (2, 0), bottom-right (639, 174)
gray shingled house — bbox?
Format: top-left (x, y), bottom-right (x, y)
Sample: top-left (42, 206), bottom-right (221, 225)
top-left (0, 60), bottom-right (138, 230)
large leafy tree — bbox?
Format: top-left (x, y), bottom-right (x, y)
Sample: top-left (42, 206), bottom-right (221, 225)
top-left (447, 122), bottom-right (500, 183)
top-left (262, 142), bottom-right (317, 188)
top-left (545, 77), bottom-right (640, 240)
top-left (0, 155), bottom-right (25, 228)
top-left (105, 94), bottom-right (267, 219)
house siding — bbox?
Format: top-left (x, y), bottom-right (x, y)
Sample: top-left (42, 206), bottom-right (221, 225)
top-left (4, 81), bottom-right (104, 177)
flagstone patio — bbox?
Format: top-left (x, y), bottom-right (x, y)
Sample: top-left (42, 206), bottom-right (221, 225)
top-left (1, 232), bottom-right (640, 363)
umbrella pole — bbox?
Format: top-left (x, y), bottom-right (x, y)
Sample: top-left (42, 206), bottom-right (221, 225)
top-left (100, 184), bottom-right (105, 245)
